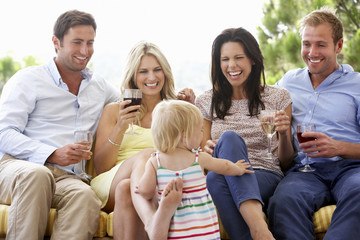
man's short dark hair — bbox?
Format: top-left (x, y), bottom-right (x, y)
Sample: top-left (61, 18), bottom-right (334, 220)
top-left (53, 10), bottom-right (97, 43)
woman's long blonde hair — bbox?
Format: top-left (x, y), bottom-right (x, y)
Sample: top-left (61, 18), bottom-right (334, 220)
top-left (121, 41), bottom-right (177, 125)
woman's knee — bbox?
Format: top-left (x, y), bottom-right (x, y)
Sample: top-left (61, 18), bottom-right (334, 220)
top-left (140, 148), bottom-right (156, 158)
top-left (114, 179), bottom-right (132, 206)
top-left (215, 131), bottom-right (248, 161)
top-left (219, 131), bottom-right (246, 146)
top-left (133, 148), bottom-right (156, 166)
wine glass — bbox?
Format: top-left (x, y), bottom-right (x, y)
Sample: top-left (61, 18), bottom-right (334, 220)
top-left (260, 110), bottom-right (277, 160)
top-left (297, 123), bottom-right (316, 172)
top-left (123, 89), bottom-right (142, 135)
top-left (74, 130), bottom-right (93, 179)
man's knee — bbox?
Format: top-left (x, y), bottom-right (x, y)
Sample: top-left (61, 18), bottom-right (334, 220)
top-left (20, 164), bottom-right (55, 194)
top-left (68, 183), bottom-right (102, 214)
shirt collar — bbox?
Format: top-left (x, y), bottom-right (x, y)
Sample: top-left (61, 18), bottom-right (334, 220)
top-left (47, 57), bottom-right (94, 87)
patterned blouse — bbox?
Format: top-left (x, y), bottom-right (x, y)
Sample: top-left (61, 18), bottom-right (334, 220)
top-left (195, 85), bottom-right (292, 176)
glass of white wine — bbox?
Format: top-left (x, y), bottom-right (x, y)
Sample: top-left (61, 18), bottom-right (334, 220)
top-left (260, 110), bottom-right (277, 160)
top-left (74, 130), bottom-right (93, 179)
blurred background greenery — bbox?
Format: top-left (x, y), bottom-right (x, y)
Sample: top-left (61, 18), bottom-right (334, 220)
top-left (258, 0), bottom-right (360, 85)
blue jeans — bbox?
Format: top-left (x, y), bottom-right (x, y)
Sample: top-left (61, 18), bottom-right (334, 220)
top-left (268, 160), bottom-right (360, 240)
top-left (207, 131), bottom-right (282, 240)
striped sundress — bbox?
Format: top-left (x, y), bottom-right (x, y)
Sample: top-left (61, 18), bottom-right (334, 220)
top-left (155, 151), bottom-right (220, 240)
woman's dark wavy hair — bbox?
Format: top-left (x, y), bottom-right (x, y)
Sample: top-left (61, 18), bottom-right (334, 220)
top-left (210, 27), bottom-right (266, 120)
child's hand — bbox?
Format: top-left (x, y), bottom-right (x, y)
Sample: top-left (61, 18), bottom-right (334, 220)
top-left (235, 160), bottom-right (255, 175)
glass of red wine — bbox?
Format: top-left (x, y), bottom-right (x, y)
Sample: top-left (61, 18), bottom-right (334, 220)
top-left (297, 123), bottom-right (316, 172)
top-left (123, 89), bottom-right (142, 135)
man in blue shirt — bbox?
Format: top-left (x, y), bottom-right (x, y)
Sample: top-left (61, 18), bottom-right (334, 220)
top-left (268, 7), bottom-right (360, 239)
top-left (0, 10), bottom-right (119, 239)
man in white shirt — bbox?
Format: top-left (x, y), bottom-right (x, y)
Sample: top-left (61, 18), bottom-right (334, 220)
top-left (0, 10), bottom-right (119, 239)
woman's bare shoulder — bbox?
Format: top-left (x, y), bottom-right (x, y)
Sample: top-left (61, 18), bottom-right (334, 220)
top-left (100, 102), bottom-right (120, 121)
top-left (103, 102), bottom-right (120, 112)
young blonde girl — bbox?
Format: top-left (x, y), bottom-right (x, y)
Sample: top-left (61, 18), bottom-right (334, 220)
top-left (137, 100), bottom-right (254, 240)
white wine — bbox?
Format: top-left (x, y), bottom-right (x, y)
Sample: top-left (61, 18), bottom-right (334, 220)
top-left (261, 122), bottom-right (276, 137)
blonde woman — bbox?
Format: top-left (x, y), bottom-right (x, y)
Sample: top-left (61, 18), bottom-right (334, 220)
top-left (91, 41), bottom-right (195, 239)
top-left (136, 100), bottom-right (254, 240)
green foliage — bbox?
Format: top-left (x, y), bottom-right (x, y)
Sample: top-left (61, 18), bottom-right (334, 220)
top-left (0, 54), bottom-right (41, 94)
top-left (259, 0), bottom-right (360, 85)
top-left (345, 29), bottom-right (360, 67)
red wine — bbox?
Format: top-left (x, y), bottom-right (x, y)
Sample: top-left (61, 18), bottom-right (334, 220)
top-left (124, 97), bottom-right (142, 112)
top-left (297, 132), bottom-right (316, 143)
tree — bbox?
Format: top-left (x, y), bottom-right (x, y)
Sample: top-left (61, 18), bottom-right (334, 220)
top-left (258, 0), bottom-right (360, 85)
top-left (0, 54), bottom-right (41, 94)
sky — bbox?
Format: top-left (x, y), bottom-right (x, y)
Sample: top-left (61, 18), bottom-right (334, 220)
top-left (0, 0), bottom-right (267, 92)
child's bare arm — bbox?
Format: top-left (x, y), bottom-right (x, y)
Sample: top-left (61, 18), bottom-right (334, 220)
top-left (198, 152), bottom-right (254, 176)
top-left (136, 157), bottom-right (157, 200)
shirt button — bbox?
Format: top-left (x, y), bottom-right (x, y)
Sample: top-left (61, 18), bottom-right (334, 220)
top-left (309, 110), bottom-right (312, 114)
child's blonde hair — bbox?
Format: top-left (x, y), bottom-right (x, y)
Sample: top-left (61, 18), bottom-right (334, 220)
top-left (151, 100), bottom-right (203, 153)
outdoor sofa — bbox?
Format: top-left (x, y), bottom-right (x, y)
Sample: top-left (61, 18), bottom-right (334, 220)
top-left (0, 158), bottom-right (336, 239)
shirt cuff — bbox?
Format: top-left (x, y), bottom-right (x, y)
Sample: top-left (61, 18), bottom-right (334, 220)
top-left (29, 145), bottom-right (57, 165)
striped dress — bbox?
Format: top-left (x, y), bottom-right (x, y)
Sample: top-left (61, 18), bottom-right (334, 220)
top-left (155, 151), bottom-right (220, 239)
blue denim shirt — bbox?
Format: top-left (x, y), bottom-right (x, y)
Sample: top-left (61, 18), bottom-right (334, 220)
top-left (0, 58), bottom-right (119, 173)
top-left (276, 64), bottom-right (360, 164)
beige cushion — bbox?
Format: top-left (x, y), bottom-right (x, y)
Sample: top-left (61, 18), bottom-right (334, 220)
top-left (107, 212), bottom-right (114, 237)
top-left (0, 205), bottom-right (9, 237)
top-left (313, 205), bottom-right (336, 236)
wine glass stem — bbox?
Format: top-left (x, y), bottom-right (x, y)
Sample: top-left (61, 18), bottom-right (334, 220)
top-left (305, 154), bottom-right (310, 166)
top-left (268, 137), bottom-right (271, 155)
top-left (81, 160), bottom-right (86, 173)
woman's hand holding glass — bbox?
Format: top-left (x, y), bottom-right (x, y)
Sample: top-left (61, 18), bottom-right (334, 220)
top-left (122, 89), bottom-right (142, 135)
top-left (274, 110), bottom-right (291, 135)
top-left (117, 100), bottom-right (141, 133)
top-left (260, 110), bottom-right (277, 159)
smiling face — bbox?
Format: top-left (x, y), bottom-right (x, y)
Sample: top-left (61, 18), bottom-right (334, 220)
top-left (135, 54), bottom-right (165, 97)
top-left (301, 23), bottom-right (343, 83)
top-left (53, 25), bottom-right (95, 73)
top-left (220, 41), bottom-right (253, 96)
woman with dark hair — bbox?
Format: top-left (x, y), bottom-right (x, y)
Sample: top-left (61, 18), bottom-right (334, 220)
top-left (195, 27), bottom-right (294, 239)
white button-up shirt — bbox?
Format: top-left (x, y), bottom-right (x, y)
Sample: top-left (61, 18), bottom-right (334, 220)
top-left (0, 58), bottom-right (119, 173)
